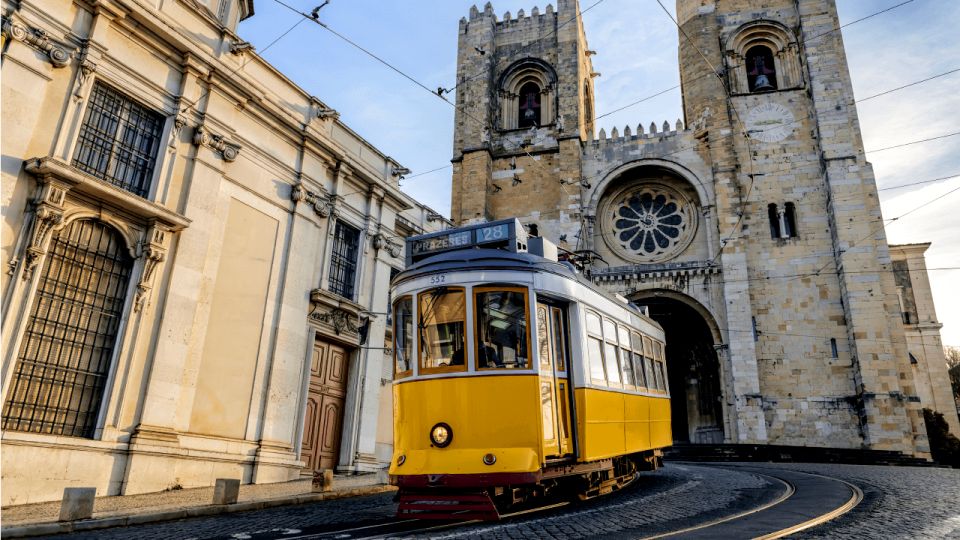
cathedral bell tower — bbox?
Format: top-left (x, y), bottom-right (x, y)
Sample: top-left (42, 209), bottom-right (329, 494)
top-left (677, 0), bottom-right (925, 454)
top-left (450, 0), bottom-right (595, 246)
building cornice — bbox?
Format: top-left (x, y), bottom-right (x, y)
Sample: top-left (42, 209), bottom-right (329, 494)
top-left (23, 157), bottom-right (191, 231)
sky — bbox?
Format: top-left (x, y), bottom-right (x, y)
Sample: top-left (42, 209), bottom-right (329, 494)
top-left (238, 1), bottom-right (960, 348)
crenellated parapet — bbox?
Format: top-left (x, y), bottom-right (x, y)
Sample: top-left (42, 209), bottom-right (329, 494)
top-left (583, 119), bottom-right (696, 163)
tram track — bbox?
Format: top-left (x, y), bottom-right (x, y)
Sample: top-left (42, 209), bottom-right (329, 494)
top-left (203, 464), bottom-right (862, 539)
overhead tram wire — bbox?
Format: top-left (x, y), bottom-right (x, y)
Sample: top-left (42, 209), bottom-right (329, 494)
top-left (178, 16), bottom-right (308, 120)
top-left (269, 0), bottom-right (566, 180)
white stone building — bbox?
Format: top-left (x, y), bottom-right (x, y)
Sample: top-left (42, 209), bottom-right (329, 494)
top-left (0, 0), bottom-right (447, 505)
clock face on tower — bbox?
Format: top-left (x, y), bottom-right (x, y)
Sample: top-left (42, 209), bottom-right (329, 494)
top-left (745, 102), bottom-right (795, 143)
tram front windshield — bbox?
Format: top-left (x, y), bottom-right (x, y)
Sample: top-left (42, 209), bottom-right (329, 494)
top-left (418, 287), bottom-right (467, 371)
top-left (474, 289), bottom-right (528, 369)
top-left (409, 286), bottom-right (530, 374)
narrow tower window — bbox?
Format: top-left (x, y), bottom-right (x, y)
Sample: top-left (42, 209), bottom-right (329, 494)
top-left (746, 45), bottom-right (777, 92)
top-left (783, 202), bottom-right (797, 238)
top-left (518, 81), bottom-right (542, 128)
top-left (768, 203), bottom-right (781, 238)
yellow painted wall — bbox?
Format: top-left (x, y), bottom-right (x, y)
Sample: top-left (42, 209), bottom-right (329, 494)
top-left (189, 200), bottom-right (278, 438)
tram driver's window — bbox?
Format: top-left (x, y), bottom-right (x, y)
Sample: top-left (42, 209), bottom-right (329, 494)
top-left (394, 296), bottom-right (413, 378)
top-left (418, 287), bottom-right (467, 373)
top-left (475, 288), bottom-right (529, 369)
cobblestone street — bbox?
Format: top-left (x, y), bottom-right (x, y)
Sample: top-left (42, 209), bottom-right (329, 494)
top-left (29, 462), bottom-right (960, 539)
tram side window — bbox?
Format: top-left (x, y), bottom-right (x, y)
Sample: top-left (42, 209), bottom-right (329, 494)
top-left (394, 296), bottom-right (413, 378)
top-left (642, 335), bottom-right (656, 392)
top-left (631, 331), bottom-right (647, 389)
top-left (475, 288), bottom-right (529, 369)
top-left (655, 341), bottom-right (668, 392)
top-left (418, 287), bottom-right (467, 373)
top-left (603, 319), bottom-right (622, 388)
top-left (618, 325), bottom-right (636, 388)
top-left (585, 310), bottom-right (606, 384)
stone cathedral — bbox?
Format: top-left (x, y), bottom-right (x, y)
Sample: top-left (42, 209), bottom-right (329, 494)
top-left (449, 0), bottom-right (959, 455)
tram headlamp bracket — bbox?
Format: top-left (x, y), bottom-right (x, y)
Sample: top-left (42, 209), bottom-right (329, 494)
top-left (430, 422), bottom-right (453, 448)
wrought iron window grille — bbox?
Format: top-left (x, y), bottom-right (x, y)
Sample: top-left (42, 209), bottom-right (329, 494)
top-left (72, 83), bottom-right (164, 198)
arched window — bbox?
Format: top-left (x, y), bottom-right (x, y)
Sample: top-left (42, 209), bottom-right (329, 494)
top-left (2, 219), bottom-right (133, 438)
top-left (518, 81), bottom-right (542, 128)
top-left (768, 203), bottom-right (781, 238)
top-left (746, 45), bottom-right (777, 91)
top-left (498, 59), bottom-right (556, 130)
top-left (725, 21), bottom-right (802, 94)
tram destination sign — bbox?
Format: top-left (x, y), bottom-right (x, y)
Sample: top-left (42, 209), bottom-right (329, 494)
top-left (406, 218), bottom-right (528, 266)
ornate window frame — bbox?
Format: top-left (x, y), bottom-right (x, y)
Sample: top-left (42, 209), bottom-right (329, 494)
top-left (497, 58), bottom-right (557, 130)
top-left (725, 20), bottom-right (804, 94)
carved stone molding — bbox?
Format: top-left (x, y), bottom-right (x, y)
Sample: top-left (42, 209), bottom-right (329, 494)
top-left (310, 307), bottom-right (359, 335)
top-left (309, 97), bottom-right (339, 121)
top-left (134, 223), bottom-right (171, 312)
top-left (309, 288), bottom-right (363, 345)
top-left (2, 16), bottom-right (71, 68)
top-left (229, 40), bottom-right (254, 55)
top-left (290, 183), bottom-right (334, 217)
top-left (21, 177), bottom-right (70, 280)
top-left (371, 232), bottom-right (401, 258)
top-left (192, 125), bottom-right (240, 162)
top-left (72, 55), bottom-right (96, 101)
top-left (168, 114), bottom-right (187, 150)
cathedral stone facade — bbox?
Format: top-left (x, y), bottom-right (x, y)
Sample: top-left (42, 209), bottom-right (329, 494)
top-left (450, 0), bottom-right (958, 455)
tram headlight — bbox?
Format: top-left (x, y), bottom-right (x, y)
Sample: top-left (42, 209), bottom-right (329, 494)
top-left (430, 422), bottom-right (453, 448)
top-left (397, 454), bottom-right (406, 466)
top-left (482, 453), bottom-right (497, 466)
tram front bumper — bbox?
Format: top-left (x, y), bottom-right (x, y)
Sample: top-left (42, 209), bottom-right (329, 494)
top-left (389, 448), bottom-right (540, 480)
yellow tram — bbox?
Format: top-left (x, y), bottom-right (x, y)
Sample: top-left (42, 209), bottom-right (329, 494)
top-left (388, 218), bottom-right (671, 519)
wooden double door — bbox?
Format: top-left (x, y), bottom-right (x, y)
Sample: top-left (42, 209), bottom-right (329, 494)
top-left (301, 339), bottom-right (350, 473)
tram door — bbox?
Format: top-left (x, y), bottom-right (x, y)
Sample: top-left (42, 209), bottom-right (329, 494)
top-left (537, 303), bottom-right (573, 458)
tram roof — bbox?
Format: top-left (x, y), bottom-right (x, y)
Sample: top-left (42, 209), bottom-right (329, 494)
top-left (394, 248), bottom-right (656, 325)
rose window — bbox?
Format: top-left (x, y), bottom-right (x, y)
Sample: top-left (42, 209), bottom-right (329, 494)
top-left (604, 184), bottom-right (697, 262)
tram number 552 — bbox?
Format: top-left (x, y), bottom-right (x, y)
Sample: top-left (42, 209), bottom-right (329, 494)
top-left (429, 275), bottom-right (447, 285)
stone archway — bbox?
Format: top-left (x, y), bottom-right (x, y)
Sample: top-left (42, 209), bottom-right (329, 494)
top-left (632, 293), bottom-right (725, 444)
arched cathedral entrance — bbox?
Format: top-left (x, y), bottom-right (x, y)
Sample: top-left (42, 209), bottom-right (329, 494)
top-left (632, 294), bottom-right (725, 444)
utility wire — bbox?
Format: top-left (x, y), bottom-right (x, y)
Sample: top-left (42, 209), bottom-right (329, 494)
top-left (788, 182), bottom-right (960, 282)
top-left (179, 17), bottom-right (307, 120)
top-left (402, 65), bottom-right (958, 185)
top-left (867, 131), bottom-right (960, 153)
top-left (857, 67), bottom-right (960, 102)
top-left (878, 174), bottom-right (960, 191)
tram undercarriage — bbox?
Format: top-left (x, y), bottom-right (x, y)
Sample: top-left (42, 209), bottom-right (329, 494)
top-left (395, 450), bottom-right (663, 520)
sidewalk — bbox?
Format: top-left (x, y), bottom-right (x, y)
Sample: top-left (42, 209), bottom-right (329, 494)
top-left (1, 473), bottom-right (396, 538)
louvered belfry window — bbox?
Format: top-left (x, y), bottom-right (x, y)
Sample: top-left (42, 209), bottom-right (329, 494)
top-left (2, 220), bottom-right (133, 438)
top-left (72, 82), bottom-right (164, 197)
top-left (329, 221), bottom-right (361, 300)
